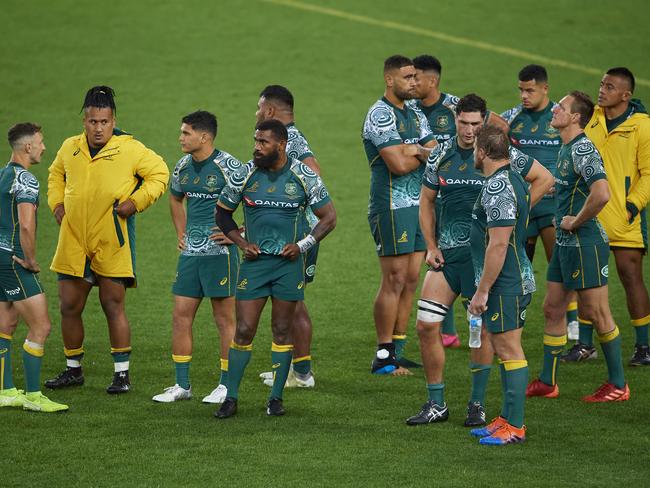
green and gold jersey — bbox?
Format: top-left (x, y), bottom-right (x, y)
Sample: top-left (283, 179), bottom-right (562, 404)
top-left (0, 162), bottom-right (39, 258)
top-left (287, 122), bottom-right (318, 230)
top-left (423, 139), bottom-right (535, 250)
top-left (170, 149), bottom-right (242, 256)
top-left (219, 158), bottom-right (330, 255)
top-left (416, 93), bottom-right (459, 143)
top-left (554, 133), bottom-right (608, 247)
top-left (470, 166), bottom-right (535, 296)
top-left (502, 102), bottom-right (561, 204)
top-left (362, 97), bottom-right (434, 214)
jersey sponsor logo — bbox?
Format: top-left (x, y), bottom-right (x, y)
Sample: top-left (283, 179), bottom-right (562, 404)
top-left (219, 277), bottom-right (228, 285)
top-left (243, 196), bottom-right (257, 206)
top-left (403, 138), bottom-right (419, 144)
top-left (397, 231), bottom-right (408, 243)
top-left (572, 269), bottom-right (581, 279)
top-left (245, 198), bottom-right (301, 208)
top-left (186, 192), bottom-right (218, 199)
top-left (5, 287), bottom-right (21, 296)
top-left (601, 265), bottom-right (609, 278)
top-left (245, 181), bottom-right (260, 193)
top-left (491, 312), bottom-right (499, 321)
top-left (439, 177), bottom-right (483, 186)
top-left (517, 139), bottom-right (560, 146)
top-left (305, 264), bottom-right (316, 277)
top-left (285, 182), bottom-right (297, 196)
top-left (237, 278), bottom-right (248, 290)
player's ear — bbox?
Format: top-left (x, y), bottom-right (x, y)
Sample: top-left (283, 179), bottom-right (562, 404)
top-left (384, 72), bottom-right (393, 88)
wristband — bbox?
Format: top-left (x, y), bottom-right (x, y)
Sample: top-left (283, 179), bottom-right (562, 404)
top-left (297, 234), bottom-right (317, 254)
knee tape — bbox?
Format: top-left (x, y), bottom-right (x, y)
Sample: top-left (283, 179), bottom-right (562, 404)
top-left (417, 299), bottom-right (449, 323)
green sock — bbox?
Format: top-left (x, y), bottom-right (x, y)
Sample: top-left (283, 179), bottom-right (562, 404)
top-left (0, 336), bottom-right (14, 390)
top-left (441, 311), bottom-right (456, 336)
top-left (227, 344), bottom-right (252, 400)
top-left (292, 356), bottom-right (311, 375)
top-left (172, 355), bottom-right (191, 389)
top-left (219, 358), bottom-right (228, 386)
top-left (632, 315), bottom-right (650, 346)
top-left (578, 318), bottom-right (594, 347)
top-left (392, 335), bottom-right (406, 360)
top-left (499, 362), bottom-right (509, 419)
top-left (469, 363), bottom-right (491, 404)
top-left (503, 360), bottom-right (528, 428)
top-left (566, 301), bottom-right (578, 324)
top-left (270, 343), bottom-right (293, 400)
top-left (426, 383), bottom-right (445, 405)
top-left (598, 327), bottom-right (625, 388)
top-left (539, 335), bottom-right (566, 386)
top-left (22, 341), bottom-right (44, 393)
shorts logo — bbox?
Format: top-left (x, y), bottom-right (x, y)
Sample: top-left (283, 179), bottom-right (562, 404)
top-left (0, 348), bottom-right (7, 354)
top-left (520, 310), bottom-right (526, 321)
top-left (305, 265), bottom-right (316, 277)
top-left (491, 313), bottom-right (499, 322)
top-left (237, 279), bottom-right (248, 290)
top-left (376, 243), bottom-right (382, 252)
top-left (601, 265), bottom-right (608, 278)
top-left (572, 269), bottom-right (581, 279)
top-left (271, 363), bottom-right (281, 369)
top-left (220, 277), bottom-right (228, 285)
top-left (297, 281), bottom-right (304, 290)
top-left (285, 182), bottom-right (297, 196)
top-left (5, 287), bottom-right (21, 296)
top-left (397, 231), bottom-right (408, 243)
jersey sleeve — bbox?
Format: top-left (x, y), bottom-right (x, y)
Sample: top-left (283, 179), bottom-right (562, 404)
top-left (422, 141), bottom-right (450, 190)
top-left (572, 140), bottom-right (607, 186)
top-left (362, 104), bottom-right (402, 150)
top-left (483, 176), bottom-right (517, 228)
top-left (287, 131), bottom-right (314, 161)
top-left (129, 143), bottom-right (170, 212)
top-left (170, 157), bottom-right (188, 197)
top-left (294, 163), bottom-right (330, 211)
top-left (626, 118), bottom-right (650, 213)
top-left (509, 146), bottom-right (533, 178)
top-left (12, 170), bottom-right (39, 204)
top-left (500, 105), bottom-right (522, 125)
top-left (216, 152), bottom-right (243, 181)
top-left (218, 163), bottom-right (251, 210)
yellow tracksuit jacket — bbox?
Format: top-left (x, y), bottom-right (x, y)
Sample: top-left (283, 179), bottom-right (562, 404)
top-left (586, 104), bottom-right (650, 248)
top-left (48, 131), bottom-right (169, 279)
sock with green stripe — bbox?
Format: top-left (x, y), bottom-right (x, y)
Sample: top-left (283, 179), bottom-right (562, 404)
top-left (578, 318), bottom-right (594, 347)
top-left (441, 312), bottom-right (457, 336)
top-left (426, 383), bottom-right (445, 405)
top-left (392, 335), bottom-right (407, 360)
top-left (270, 343), bottom-right (293, 400)
top-left (226, 342), bottom-right (252, 400)
top-left (22, 340), bottom-right (44, 393)
top-left (539, 334), bottom-right (567, 386)
top-left (0, 335), bottom-right (14, 390)
top-left (503, 360), bottom-right (528, 428)
top-left (172, 355), bottom-right (191, 389)
top-left (469, 363), bottom-right (491, 405)
top-left (219, 358), bottom-right (228, 386)
top-left (566, 301), bottom-right (578, 324)
top-left (292, 355), bottom-right (311, 375)
top-left (597, 327), bottom-right (625, 388)
top-left (632, 314), bottom-right (650, 346)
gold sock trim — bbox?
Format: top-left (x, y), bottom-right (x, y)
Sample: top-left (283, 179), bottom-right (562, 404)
top-left (0, 332), bottom-right (12, 340)
top-left (578, 317), bottom-right (592, 325)
top-left (567, 301), bottom-right (578, 312)
top-left (391, 334), bottom-right (407, 340)
top-left (110, 346), bottom-right (132, 354)
top-left (23, 341), bottom-right (44, 357)
top-left (631, 314), bottom-right (650, 326)
top-left (271, 342), bottom-right (294, 353)
top-left (172, 354), bottom-right (192, 363)
top-left (543, 334), bottom-right (568, 347)
top-left (502, 359), bottom-right (528, 371)
top-left (292, 355), bottom-right (312, 364)
top-left (64, 346), bottom-right (84, 357)
top-left (230, 341), bottom-right (252, 352)
top-left (597, 326), bottom-right (620, 344)
top-left (220, 358), bottom-right (229, 371)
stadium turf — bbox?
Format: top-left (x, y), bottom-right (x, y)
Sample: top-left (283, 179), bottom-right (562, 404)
top-left (2, 0), bottom-right (649, 486)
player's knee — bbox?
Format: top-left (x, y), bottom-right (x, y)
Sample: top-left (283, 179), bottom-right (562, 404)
top-left (235, 320), bottom-right (256, 343)
top-left (416, 320), bottom-right (440, 340)
top-left (99, 297), bottom-right (126, 321)
top-left (617, 264), bottom-right (641, 289)
top-left (59, 298), bottom-right (84, 318)
top-left (382, 269), bottom-right (408, 292)
top-left (543, 300), bottom-right (565, 322)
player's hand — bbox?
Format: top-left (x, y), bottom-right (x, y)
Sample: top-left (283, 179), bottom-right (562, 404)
top-left (468, 291), bottom-right (488, 315)
top-left (209, 227), bottom-right (234, 245)
top-left (177, 234), bottom-right (186, 251)
top-left (560, 215), bottom-right (577, 232)
top-left (403, 144), bottom-right (419, 157)
top-left (53, 204), bottom-right (65, 225)
top-left (241, 242), bottom-right (260, 260)
top-left (546, 186), bottom-right (555, 196)
top-left (116, 199), bottom-right (137, 218)
top-left (13, 255), bottom-right (40, 273)
top-left (425, 246), bottom-right (444, 269)
top-left (280, 243), bottom-right (300, 261)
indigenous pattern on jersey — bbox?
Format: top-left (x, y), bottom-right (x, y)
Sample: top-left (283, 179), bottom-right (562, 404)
top-left (554, 134), bottom-right (608, 247)
top-left (170, 149), bottom-right (242, 256)
top-left (362, 97), bottom-right (434, 214)
top-left (422, 139), bottom-right (483, 249)
top-left (502, 102), bottom-right (561, 201)
top-left (287, 123), bottom-right (318, 230)
top-left (0, 163), bottom-right (39, 257)
top-left (423, 141), bottom-right (534, 250)
top-left (219, 158), bottom-right (330, 255)
top-left (471, 166), bottom-right (535, 295)
top-left (415, 93), bottom-right (459, 143)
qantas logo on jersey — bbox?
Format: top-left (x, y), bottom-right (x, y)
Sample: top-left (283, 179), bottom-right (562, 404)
top-left (516, 139), bottom-right (560, 146)
top-left (403, 138), bottom-right (420, 144)
top-left (243, 195), bottom-right (300, 208)
top-left (439, 177), bottom-right (483, 186)
top-left (186, 192), bottom-right (218, 199)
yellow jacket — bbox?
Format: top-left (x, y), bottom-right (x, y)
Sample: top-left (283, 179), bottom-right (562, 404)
top-left (586, 103), bottom-right (650, 248)
top-left (48, 131), bottom-right (169, 279)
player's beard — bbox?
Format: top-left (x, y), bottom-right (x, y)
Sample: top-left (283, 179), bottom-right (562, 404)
top-left (253, 149), bottom-right (279, 169)
top-left (394, 86), bottom-right (414, 102)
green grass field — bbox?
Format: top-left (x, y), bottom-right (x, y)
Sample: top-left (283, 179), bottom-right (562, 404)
top-left (2, 0), bottom-right (650, 486)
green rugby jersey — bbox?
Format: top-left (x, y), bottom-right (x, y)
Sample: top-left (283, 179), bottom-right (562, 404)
top-left (470, 165), bottom-right (535, 295)
top-left (416, 93), bottom-right (459, 143)
top-left (554, 133), bottom-right (608, 247)
top-left (423, 139), bottom-right (535, 250)
top-left (219, 158), bottom-right (330, 255)
top-left (0, 162), bottom-right (39, 258)
top-left (362, 97), bottom-right (434, 214)
top-left (170, 149), bottom-right (242, 256)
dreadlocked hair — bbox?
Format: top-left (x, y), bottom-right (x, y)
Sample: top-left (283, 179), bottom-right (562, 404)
top-left (81, 85), bottom-right (117, 113)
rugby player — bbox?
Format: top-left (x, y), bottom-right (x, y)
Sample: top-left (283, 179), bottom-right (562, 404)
top-left (468, 125), bottom-right (535, 446)
top-left (412, 54), bottom-right (509, 348)
top-left (152, 111), bottom-right (240, 404)
top-left (582, 68), bottom-right (650, 366)
top-left (45, 86), bottom-right (169, 394)
top-left (0, 123), bottom-right (67, 412)
top-left (407, 95), bottom-right (553, 428)
top-left (362, 55), bottom-right (437, 375)
top-left (214, 119), bottom-right (336, 418)
top-left (527, 91), bottom-right (629, 401)
top-left (501, 65), bottom-right (580, 343)
top-left (255, 85), bottom-right (319, 388)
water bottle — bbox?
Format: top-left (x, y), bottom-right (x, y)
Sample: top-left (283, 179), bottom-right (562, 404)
top-left (468, 312), bottom-right (482, 348)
